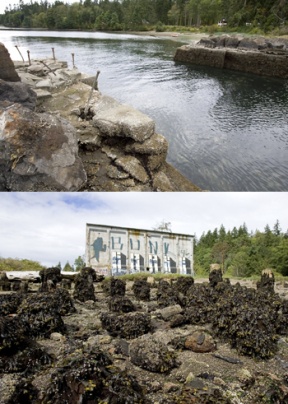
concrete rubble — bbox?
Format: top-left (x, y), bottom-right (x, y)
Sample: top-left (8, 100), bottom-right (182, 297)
top-left (0, 42), bottom-right (201, 192)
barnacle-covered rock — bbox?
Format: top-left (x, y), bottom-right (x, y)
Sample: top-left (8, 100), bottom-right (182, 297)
top-left (107, 370), bottom-right (148, 403)
top-left (100, 311), bottom-right (151, 339)
top-left (130, 335), bottom-right (178, 373)
top-left (17, 291), bottom-right (67, 337)
top-left (73, 268), bottom-right (96, 302)
top-left (256, 270), bottom-right (275, 293)
top-left (0, 271), bottom-right (11, 291)
top-left (0, 343), bottom-right (52, 373)
top-left (212, 285), bottom-right (279, 358)
top-left (6, 380), bottom-right (39, 404)
top-left (108, 295), bottom-right (136, 313)
top-left (157, 279), bottom-right (180, 308)
top-left (209, 269), bottom-right (223, 287)
top-left (102, 277), bottom-right (126, 296)
top-left (132, 278), bottom-right (151, 301)
top-left (0, 316), bottom-right (30, 351)
top-left (39, 267), bottom-right (62, 292)
top-left (184, 283), bottom-right (216, 324)
top-left (0, 293), bottom-right (24, 316)
top-left (174, 276), bottom-right (194, 295)
top-left (169, 384), bottom-right (232, 403)
top-left (42, 347), bottom-right (148, 404)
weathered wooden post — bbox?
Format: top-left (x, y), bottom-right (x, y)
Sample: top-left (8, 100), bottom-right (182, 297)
top-left (72, 53), bottom-right (75, 67)
top-left (52, 47), bottom-right (56, 61)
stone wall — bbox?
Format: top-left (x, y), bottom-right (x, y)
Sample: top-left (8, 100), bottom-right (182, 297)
top-left (174, 35), bottom-right (288, 79)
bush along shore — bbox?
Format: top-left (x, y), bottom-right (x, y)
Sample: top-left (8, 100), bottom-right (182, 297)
top-left (1, 268), bottom-right (288, 403)
top-left (0, 42), bottom-right (201, 192)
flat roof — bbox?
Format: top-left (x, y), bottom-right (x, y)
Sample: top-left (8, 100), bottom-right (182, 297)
top-left (86, 223), bottom-right (194, 238)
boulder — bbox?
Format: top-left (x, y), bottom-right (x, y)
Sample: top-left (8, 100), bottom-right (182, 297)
top-left (184, 330), bottom-right (216, 353)
top-left (129, 335), bottom-right (178, 373)
top-left (0, 103), bottom-right (87, 191)
top-left (114, 155), bottom-right (149, 183)
top-left (156, 304), bottom-right (183, 321)
top-left (0, 43), bottom-right (20, 82)
top-left (152, 171), bottom-right (174, 191)
top-left (92, 95), bottom-right (155, 142)
top-left (0, 79), bottom-right (37, 110)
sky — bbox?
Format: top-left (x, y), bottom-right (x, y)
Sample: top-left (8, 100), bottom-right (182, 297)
top-left (0, 192), bottom-right (287, 268)
top-left (0, 0), bottom-right (77, 15)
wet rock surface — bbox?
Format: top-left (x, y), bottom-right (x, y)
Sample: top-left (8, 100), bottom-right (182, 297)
top-left (1, 274), bottom-right (288, 403)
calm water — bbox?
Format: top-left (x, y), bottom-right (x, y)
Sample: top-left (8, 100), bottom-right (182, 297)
top-left (1, 29), bottom-right (288, 191)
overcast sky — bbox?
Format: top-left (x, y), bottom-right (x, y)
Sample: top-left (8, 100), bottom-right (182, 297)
top-left (0, 192), bottom-right (287, 268)
top-left (0, 0), bottom-right (77, 15)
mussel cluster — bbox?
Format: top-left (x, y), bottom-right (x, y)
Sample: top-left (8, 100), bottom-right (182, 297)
top-left (73, 267), bottom-right (98, 302)
top-left (41, 347), bottom-right (148, 404)
top-left (132, 278), bottom-right (151, 301)
top-left (176, 272), bottom-right (288, 359)
top-left (157, 279), bottom-right (181, 308)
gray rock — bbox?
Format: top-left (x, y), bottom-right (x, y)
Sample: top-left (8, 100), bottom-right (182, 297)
top-left (115, 156), bottom-right (149, 183)
top-left (156, 304), bottom-right (183, 321)
top-left (130, 335), bottom-right (178, 373)
top-left (184, 330), bottom-right (216, 353)
top-left (0, 103), bottom-right (87, 191)
top-left (107, 165), bottom-right (130, 180)
top-left (152, 171), bottom-right (173, 191)
top-left (0, 43), bottom-right (20, 82)
top-left (92, 95), bottom-right (155, 142)
top-left (125, 133), bottom-right (168, 155)
top-left (0, 79), bottom-right (37, 110)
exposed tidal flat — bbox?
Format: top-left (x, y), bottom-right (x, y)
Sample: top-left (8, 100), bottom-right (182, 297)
top-left (1, 29), bottom-right (288, 191)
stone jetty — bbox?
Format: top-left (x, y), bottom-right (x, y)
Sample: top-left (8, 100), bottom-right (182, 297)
top-left (0, 42), bottom-right (201, 192)
top-left (174, 35), bottom-right (288, 79)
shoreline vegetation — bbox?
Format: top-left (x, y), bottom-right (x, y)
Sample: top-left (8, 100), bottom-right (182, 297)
top-left (0, 0), bottom-right (288, 37)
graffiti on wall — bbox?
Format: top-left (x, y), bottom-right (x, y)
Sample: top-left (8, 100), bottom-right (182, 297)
top-left (87, 225), bottom-right (193, 275)
top-left (91, 237), bottom-right (107, 262)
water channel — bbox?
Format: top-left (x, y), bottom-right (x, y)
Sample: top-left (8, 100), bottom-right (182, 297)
top-left (1, 29), bottom-right (288, 191)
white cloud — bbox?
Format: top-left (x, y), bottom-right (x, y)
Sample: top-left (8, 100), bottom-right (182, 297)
top-left (0, 192), bottom-right (287, 267)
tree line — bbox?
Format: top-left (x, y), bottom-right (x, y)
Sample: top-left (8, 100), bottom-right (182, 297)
top-left (194, 220), bottom-right (288, 277)
top-left (0, 255), bottom-right (86, 272)
top-left (0, 0), bottom-right (287, 34)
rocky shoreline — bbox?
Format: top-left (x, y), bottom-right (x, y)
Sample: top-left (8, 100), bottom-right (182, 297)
top-left (0, 42), bottom-right (201, 192)
top-left (174, 35), bottom-right (288, 78)
top-left (1, 269), bottom-right (288, 403)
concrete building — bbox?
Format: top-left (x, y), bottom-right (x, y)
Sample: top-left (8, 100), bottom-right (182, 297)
top-left (86, 223), bottom-right (194, 276)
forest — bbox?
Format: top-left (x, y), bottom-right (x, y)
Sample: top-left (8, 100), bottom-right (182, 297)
top-left (194, 220), bottom-right (288, 277)
top-left (0, 0), bottom-right (287, 34)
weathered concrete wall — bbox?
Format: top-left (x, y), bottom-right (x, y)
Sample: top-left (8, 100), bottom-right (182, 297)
top-left (86, 224), bottom-right (194, 276)
top-left (174, 36), bottom-right (288, 79)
